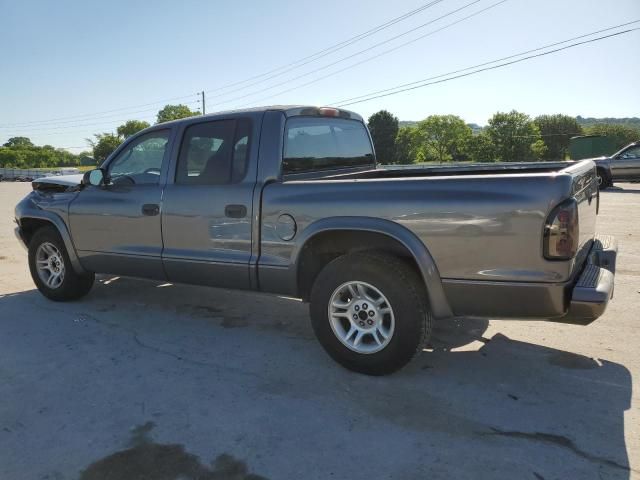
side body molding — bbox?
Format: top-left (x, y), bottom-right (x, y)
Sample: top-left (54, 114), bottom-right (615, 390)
top-left (291, 217), bottom-right (453, 319)
top-left (15, 196), bottom-right (86, 275)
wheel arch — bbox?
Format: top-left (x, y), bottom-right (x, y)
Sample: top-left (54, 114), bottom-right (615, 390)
top-left (18, 212), bottom-right (86, 274)
top-left (292, 217), bottom-right (452, 319)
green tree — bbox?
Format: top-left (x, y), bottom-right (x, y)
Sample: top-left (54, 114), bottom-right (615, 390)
top-left (416, 115), bottom-right (472, 162)
top-left (3, 136), bottom-right (34, 148)
top-left (534, 114), bottom-right (582, 160)
top-left (156, 104), bottom-right (198, 124)
top-left (0, 142), bottom-right (83, 168)
top-left (485, 110), bottom-right (544, 161)
top-left (117, 120), bottom-right (150, 138)
top-left (584, 123), bottom-right (640, 151)
top-left (393, 126), bottom-right (420, 164)
top-left (367, 110), bottom-right (399, 164)
top-left (465, 133), bottom-right (496, 162)
top-left (88, 133), bottom-right (122, 164)
top-left (531, 139), bottom-right (548, 159)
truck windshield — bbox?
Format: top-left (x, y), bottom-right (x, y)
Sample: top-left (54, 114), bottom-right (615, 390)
top-left (283, 117), bottom-right (374, 174)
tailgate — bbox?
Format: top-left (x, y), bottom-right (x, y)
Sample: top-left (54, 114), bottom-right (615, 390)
top-left (566, 161), bottom-right (599, 277)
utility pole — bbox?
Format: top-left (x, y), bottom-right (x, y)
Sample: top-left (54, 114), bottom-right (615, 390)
top-left (201, 91), bottom-right (205, 115)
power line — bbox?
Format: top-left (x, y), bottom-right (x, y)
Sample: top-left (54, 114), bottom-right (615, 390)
top-left (0, 94), bottom-right (198, 128)
top-left (233, 0), bottom-right (508, 109)
top-left (1, 0), bottom-right (446, 128)
top-left (0, 100), bottom-right (199, 130)
top-left (334, 27), bottom-right (639, 107)
top-left (205, 0), bottom-right (488, 109)
top-left (0, 0), bottom-right (475, 134)
top-left (0, 101), bottom-right (197, 134)
top-left (203, 0), bottom-right (446, 97)
top-left (332, 19), bottom-right (640, 106)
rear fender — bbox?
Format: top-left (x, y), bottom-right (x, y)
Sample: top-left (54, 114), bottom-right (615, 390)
top-left (292, 217), bottom-right (452, 319)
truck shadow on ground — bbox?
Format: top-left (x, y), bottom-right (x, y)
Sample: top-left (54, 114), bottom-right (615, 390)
top-left (0, 277), bottom-right (633, 479)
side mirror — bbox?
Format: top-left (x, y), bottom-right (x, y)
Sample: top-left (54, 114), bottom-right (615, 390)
top-left (82, 168), bottom-right (106, 187)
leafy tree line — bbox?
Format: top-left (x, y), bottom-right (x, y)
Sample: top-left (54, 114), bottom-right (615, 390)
top-left (0, 104), bottom-right (198, 168)
top-left (368, 110), bottom-right (640, 164)
top-left (2, 105), bottom-right (638, 168)
top-left (88, 104), bottom-right (198, 163)
top-left (0, 137), bottom-right (94, 169)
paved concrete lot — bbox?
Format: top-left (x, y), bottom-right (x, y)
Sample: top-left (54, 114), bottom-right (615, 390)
top-left (1, 181), bottom-right (639, 479)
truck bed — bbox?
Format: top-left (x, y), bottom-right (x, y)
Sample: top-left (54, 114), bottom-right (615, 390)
top-left (324, 161), bottom-right (579, 180)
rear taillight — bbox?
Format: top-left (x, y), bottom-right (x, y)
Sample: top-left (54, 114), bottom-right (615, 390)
top-left (544, 198), bottom-right (579, 260)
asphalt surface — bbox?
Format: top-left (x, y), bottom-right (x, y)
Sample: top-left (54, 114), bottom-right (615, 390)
top-left (0, 181), bottom-right (639, 480)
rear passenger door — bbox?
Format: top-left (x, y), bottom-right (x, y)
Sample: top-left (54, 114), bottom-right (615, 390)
top-left (161, 118), bottom-right (255, 289)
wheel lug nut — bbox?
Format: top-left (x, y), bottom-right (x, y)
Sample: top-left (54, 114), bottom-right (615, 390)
top-left (369, 310), bottom-right (375, 317)
top-left (367, 319), bottom-right (373, 325)
top-left (359, 321), bottom-right (365, 327)
top-left (362, 303), bottom-right (368, 309)
top-left (353, 314), bottom-right (358, 320)
top-left (354, 305), bottom-right (360, 311)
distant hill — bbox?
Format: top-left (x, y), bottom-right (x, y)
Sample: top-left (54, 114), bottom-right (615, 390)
top-left (399, 117), bottom-right (640, 132)
top-left (576, 116), bottom-right (640, 129)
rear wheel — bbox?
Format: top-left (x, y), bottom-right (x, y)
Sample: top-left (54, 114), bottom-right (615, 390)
top-left (28, 227), bottom-right (94, 301)
top-left (310, 252), bottom-right (431, 375)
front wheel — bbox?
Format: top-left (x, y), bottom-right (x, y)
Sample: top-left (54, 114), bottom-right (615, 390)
top-left (28, 227), bottom-right (95, 301)
top-left (597, 168), bottom-right (613, 190)
top-left (310, 252), bottom-right (431, 375)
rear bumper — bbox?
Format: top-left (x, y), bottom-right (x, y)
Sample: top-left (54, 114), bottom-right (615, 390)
top-left (561, 234), bottom-right (617, 325)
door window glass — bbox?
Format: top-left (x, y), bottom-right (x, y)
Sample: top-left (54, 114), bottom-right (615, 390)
top-left (108, 130), bottom-right (170, 185)
top-left (176, 119), bottom-right (250, 184)
top-left (620, 146), bottom-right (640, 159)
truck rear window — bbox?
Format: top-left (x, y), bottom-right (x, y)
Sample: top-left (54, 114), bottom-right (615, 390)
top-left (283, 117), bottom-right (374, 174)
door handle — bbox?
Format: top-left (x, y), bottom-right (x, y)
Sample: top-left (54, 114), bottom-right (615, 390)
top-left (142, 204), bottom-right (160, 216)
top-left (225, 204), bottom-right (247, 218)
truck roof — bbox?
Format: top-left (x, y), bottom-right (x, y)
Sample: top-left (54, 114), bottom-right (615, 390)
top-left (156, 105), bottom-right (363, 128)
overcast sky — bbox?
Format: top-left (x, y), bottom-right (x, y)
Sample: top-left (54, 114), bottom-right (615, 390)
top-left (1, 0), bottom-right (639, 150)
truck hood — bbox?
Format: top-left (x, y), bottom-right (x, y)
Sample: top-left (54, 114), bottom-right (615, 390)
top-left (32, 174), bottom-right (83, 193)
top-left (32, 174), bottom-right (84, 187)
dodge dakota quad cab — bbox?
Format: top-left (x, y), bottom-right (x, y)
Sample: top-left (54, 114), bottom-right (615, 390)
top-left (15, 106), bottom-right (617, 375)
top-left (591, 141), bottom-right (640, 189)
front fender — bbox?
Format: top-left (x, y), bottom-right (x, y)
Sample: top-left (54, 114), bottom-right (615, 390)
top-left (292, 217), bottom-right (452, 319)
top-left (15, 194), bottom-right (86, 275)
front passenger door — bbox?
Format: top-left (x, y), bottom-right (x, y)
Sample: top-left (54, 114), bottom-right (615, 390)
top-left (69, 129), bottom-right (172, 279)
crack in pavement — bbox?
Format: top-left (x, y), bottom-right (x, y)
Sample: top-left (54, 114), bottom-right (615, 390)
top-left (484, 427), bottom-right (634, 473)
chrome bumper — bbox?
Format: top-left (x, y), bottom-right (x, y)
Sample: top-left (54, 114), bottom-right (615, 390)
top-left (562, 234), bottom-right (617, 325)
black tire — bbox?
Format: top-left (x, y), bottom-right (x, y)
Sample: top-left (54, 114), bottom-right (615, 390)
top-left (28, 227), bottom-right (95, 301)
top-left (310, 252), bottom-right (431, 375)
top-left (597, 168), bottom-right (612, 190)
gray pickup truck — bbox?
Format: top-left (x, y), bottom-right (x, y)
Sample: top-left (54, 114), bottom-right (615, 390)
top-left (15, 105), bottom-right (617, 375)
top-left (592, 141), bottom-right (640, 189)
